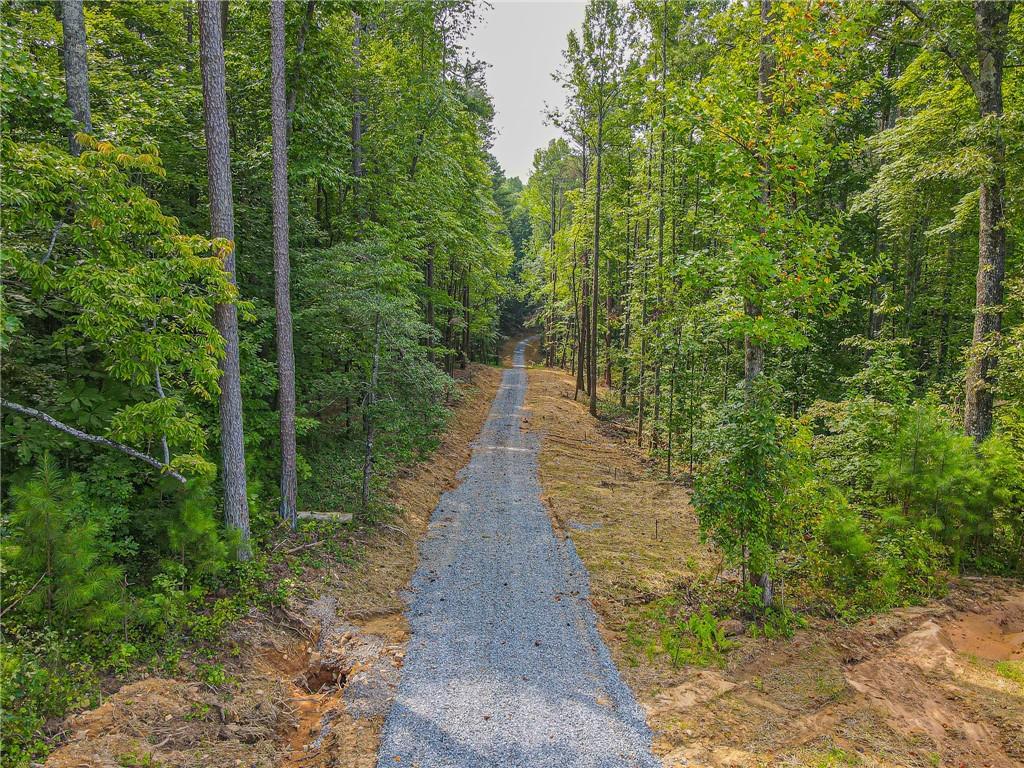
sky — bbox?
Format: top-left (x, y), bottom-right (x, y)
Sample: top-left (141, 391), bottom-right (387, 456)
top-left (466, 1), bottom-right (586, 182)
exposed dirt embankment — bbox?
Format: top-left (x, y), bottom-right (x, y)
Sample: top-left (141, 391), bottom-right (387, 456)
top-left (45, 363), bottom-right (503, 768)
top-left (525, 361), bottom-right (1024, 768)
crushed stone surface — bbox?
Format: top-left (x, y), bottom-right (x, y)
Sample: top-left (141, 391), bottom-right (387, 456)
top-left (376, 340), bottom-right (658, 767)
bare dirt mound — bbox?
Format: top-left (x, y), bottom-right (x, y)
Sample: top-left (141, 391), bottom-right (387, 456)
top-left (47, 676), bottom-right (288, 768)
top-left (526, 363), bottom-right (1024, 768)
top-left (44, 364), bottom-right (503, 768)
top-left (841, 590), bottom-right (1024, 768)
top-left (945, 589), bottom-right (1024, 662)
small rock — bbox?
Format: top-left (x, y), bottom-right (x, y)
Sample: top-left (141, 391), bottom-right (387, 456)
top-left (719, 619), bottom-right (745, 637)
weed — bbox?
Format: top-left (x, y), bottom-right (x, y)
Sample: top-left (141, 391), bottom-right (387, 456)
top-left (186, 702), bottom-right (212, 721)
top-left (663, 605), bottom-right (733, 667)
top-left (748, 605), bottom-right (807, 639)
top-left (117, 751), bottom-right (160, 767)
top-left (812, 746), bottom-right (861, 767)
top-left (197, 662), bottom-right (230, 687)
top-left (995, 660), bottom-right (1024, 686)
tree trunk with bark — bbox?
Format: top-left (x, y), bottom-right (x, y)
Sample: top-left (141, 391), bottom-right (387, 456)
top-left (746, 0), bottom-right (772, 389)
top-left (964, 0), bottom-right (1010, 442)
top-left (59, 0), bottom-right (91, 156)
top-left (425, 249), bottom-right (435, 364)
top-left (270, 0), bottom-right (297, 529)
top-left (286, 0), bottom-right (316, 135)
top-left (548, 179), bottom-right (558, 367)
top-left (589, 115), bottom-right (603, 417)
top-left (350, 10), bottom-right (364, 221)
top-left (198, 0), bottom-right (251, 558)
top-left (748, 0), bottom-right (773, 607)
top-left (361, 313), bottom-right (382, 512)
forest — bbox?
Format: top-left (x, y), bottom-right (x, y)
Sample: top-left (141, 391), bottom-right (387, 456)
top-left (1, 0), bottom-right (1021, 766)
top-left (521, 0), bottom-right (1022, 610)
top-left (2, 0), bottom-right (521, 760)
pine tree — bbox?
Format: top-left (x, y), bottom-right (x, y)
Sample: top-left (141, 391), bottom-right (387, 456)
top-left (5, 456), bottom-right (123, 630)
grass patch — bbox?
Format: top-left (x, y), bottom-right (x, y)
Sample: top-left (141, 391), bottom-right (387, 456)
top-left (995, 660), bottom-right (1024, 686)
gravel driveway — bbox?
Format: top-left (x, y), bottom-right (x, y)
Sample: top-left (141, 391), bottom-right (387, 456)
top-left (376, 340), bottom-right (659, 768)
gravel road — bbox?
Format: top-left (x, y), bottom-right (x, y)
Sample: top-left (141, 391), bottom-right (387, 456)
top-left (376, 340), bottom-right (659, 768)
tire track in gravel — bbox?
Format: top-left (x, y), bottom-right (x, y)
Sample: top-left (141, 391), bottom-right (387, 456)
top-left (376, 339), bottom-right (659, 768)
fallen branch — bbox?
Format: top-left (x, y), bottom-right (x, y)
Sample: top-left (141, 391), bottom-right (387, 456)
top-left (281, 539), bottom-right (324, 555)
top-left (381, 522), bottom-right (412, 540)
top-left (0, 398), bottom-right (187, 484)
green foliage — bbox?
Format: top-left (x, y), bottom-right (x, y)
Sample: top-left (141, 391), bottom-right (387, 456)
top-left (817, 506), bottom-right (872, 588)
top-left (875, 399), bottom-right (993, 573)
top-left (0, 635), bottom-right (99, 767)
top-left (1, 0), bottom-right (1021, 760)
top-left (995, 660), bottom-right (1024, 687)
top-left (668, 605), bottom-right (733, 666)
top-left (979, 414), bottom-right (1024, 573)
top-left (523, 0), bottom-right (1023, 627)
top-left (196, 662), bottom-right (230, 688)
top-left (628, 600), bottom-right (733, 667)
top-left (3, 455), bottom-right (123, 630)
top-left (693, 378), bottom-right (789, 582)
top-left (1, 3), bottom-right (518, 761)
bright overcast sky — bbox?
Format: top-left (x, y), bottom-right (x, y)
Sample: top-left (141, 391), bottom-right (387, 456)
top-left (467, 1), bottom-right (586, 182)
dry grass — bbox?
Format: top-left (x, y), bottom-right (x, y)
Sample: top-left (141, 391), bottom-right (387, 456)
top-left (525, 363), bottom-right (712, 621)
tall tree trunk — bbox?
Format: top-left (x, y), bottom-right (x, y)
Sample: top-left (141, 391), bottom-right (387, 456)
top-left (589, 116), bottom-right (603, 417)
top-left (747, 0), bottom-right (774, 607)
top-left (746, 0), bottom-right (771, 389)
top-left (548, 179), bottom-right (558, 366)
top-left (270, 0), bottom-right (297, 529)
top-left (425, 249), bottom-right (435, 364)
top-left (199, 0), bottom-right (250, 558)
top-left (577, 256), bottom-right (589, 399)
top-left (350, 10), bottom-right (363, 220)
top-left (569, 251), bottom-right (579, 376)
top-left (651, 0), bottom-right (669, 452)
top-left (286, 0), bottom-right (316, 135)
top-left (605, 243), bottom-right (613, 389)
top-left (361, 313), bottom-right (381, 513)
top-left (461, 275), bottom-right (470, 369)
top-left (964, 0), bottom-right (1010, 442)
top-left (620, 184), bottom-right (633, 409)
top-left (59, 0), bottom-right (91, 156)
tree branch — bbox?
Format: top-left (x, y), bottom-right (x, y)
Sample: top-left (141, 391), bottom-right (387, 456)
top-left (0, 573), bottom-right (45, 619)
top-left (899, 0), bottom-right (980, 97)
top-left (40, 220), bottom-right (63, 264)
top-left (1, 398), bottom-right (187, 484)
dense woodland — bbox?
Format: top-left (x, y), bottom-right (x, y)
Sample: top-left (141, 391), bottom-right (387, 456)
top-left (0, 0), bottom-right (1021, 764)
top-left (1, 1), bottom-right (522, 760)
top-left (523, 0), bottom-right (1022, 618)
